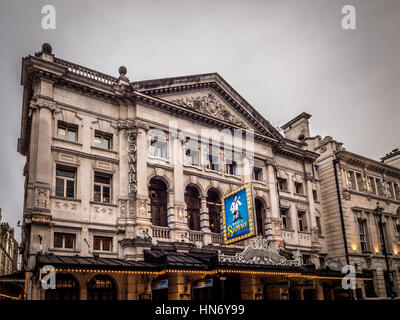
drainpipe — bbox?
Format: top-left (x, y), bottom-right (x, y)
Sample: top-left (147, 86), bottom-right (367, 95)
top-left (332, 157), bottom-right (350, 266)
top-left (333, 156), bottom-right (354, 300)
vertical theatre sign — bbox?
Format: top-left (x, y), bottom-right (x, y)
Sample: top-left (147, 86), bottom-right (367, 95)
top-left (119, 119), bottom-right (149, 202)
top-left (221, 183), bottom-right (256, 244)
top-left (127, 128), bottom-right (138, 195)
top-left (119, 120), bottom-right (139, 212)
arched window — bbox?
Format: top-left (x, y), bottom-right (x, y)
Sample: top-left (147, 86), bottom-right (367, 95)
top-left (149, 177), bottom-right (168, 227)
top-left (255, 198), bottom-right (265, 236)
top-left (45, 274), bottom-right (80, 300)
top-left (207, 188), bottom-right (221, 233)
top-left (87, 275), bottom-right (116, 300)
top-left (185, 185), bottom-right (201, 231)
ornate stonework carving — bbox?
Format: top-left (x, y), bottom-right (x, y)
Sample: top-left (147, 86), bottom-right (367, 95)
top-left (171, 93), bottom-right (247, 128)
top-left (218, 236), bottom-right (301, 266)
top-left (35, 187), bottom-right (49, 209)
top-left (119, 199), bottom-right (127, 218)
top-left (342, 189), bottom-right (351, 201)
top-left (137, 198), bottom-right (148, 218)
top-left (94, 206), bottom-right (113, 215)
top-left (29, 96), bottom-right (56, 115)
top-left (176, 204), bottom-right (185, 223)
top-left (54, 201), bottom-right (77, 211)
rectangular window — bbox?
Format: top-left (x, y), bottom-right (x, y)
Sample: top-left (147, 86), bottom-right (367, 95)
top-left (57, 122), bottom-right (78, 142)
top-left (252, 167), bottom-right (263, 182)
top-left (94, 174), bottom-right (112, 203)
top-left (349, 170), bottom-right (357, 190)
top-left (206, 153), bottom-right (220, 171)
top-left (149, 138), bottom-right (167, 159)
top-left (226, 160), bottom-right (238, 176)
top-left (356, 172), bottom-right (364, 191)
top-left (54, 233), bottom-right (75, 249)
top-left (368, 176), bottom-right (377, 195)
top-left (278, 178), bottom-right (288, 191)
top-left (376, 178), bottom-right (385, 197)
top-left (378, 222), bottom-right (391, 254)
top-left (298, 211), bottom-right (307, 232)
top-left (316, 216), bottom-right (322, 236)
top-left (312, 189), bottom-right (318, 202)
top-left (56, 168), bottom-right (76, 198)
top-left (295, 182), bottom-right (304, 195)
top-left (395, 183), bottom-right (400, 200)
top-left (94, 131), bottom-right (112, 150)
top-left (184, 147), bottom-right (199, 166)
top-left (387, 181), bottom-right (395, 199)
top-left (358, 219), bottom-right (369, 253)
top-left (280, 208), bottom-right (291, 230)
top-left (93, 236), bottom-right (112, 252)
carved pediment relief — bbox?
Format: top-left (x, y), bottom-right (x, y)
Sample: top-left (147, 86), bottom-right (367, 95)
top-left (169, 93), bottom-right (249, 128)
top-left (54, 109), bottom-right (83, 124)
top-left (92, 118), bottom-right (118, 134)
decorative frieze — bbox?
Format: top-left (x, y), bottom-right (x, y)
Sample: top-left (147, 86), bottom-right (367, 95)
top-left (171, 93), bottom-right (247, 128)
top-left (35, 187), bottom-right (49, 209)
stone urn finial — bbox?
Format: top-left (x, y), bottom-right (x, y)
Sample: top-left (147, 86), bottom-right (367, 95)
top-left (119, 66), bottom-right (127, 76)
top-left (42, 43), bottom-right (52, 54)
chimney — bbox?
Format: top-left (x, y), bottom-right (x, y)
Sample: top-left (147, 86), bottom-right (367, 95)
top-left (281, 112), bottom-right (312, 142)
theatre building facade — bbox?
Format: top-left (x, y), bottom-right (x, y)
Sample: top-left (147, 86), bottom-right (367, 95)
top-left (17, 44), bottom-right (371, 300)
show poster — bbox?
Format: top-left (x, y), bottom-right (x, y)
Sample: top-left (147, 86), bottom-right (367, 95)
top-left (221, 183), bottom-right (256, 244)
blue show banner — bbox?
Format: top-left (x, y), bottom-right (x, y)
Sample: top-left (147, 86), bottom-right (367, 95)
top-left (221, 184), bottom-right (256, 244)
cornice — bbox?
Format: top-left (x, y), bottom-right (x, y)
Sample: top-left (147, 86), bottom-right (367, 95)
top-left (336, 150), bottom-right (400, 178)
top-left (51, 146), bottom-right (120, 165)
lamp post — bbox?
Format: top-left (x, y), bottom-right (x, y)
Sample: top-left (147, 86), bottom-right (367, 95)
top-left (373, 202), bottom-right (395, 299)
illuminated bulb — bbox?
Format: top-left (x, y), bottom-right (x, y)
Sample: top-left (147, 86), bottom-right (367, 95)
top-left (351, 243), bottom-right (358, 251)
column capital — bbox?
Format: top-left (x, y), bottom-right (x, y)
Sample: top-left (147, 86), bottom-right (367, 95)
top-left (29, 95), bottom-right (56, 114)
top-left (118, 119), bottom-right (150, 135)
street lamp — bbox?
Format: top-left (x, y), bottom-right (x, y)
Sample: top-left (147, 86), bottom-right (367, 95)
top-left (373, 202), bottom-right (395, 299)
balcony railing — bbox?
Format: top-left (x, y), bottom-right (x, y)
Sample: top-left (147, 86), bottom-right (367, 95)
top-left (189, 230), bottom-right (204, 243)
top-left (211, 233), bottom-right (224, 244)
top-left (152, 226), bottom-right (170, 239)
top-left (55, 57), bottom-right (118, 85)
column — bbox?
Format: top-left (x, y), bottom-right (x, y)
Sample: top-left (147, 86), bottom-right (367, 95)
top-left (314, 280), bottom-right (324, 300)
top-left (266, 163), bottom-right (282, 244)
top-left (168, 273), bottom-right (188, 300)
top-left (240, 275), bottom-right (258, 300)
top-left (200, 196), bottom-right (211, 244)
top-left (170, 132), bottom-right (189, 241)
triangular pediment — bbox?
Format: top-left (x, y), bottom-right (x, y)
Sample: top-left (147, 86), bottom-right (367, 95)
top-left (161, 89), bottom-right (251, 129)
top-left (132, 73), bottom-right (282, 140)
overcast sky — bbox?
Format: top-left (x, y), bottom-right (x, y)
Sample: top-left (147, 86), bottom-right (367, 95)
top-left (0, 0), bottom-right (399, 242)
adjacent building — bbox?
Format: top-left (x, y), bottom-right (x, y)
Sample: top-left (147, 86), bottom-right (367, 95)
top-left (0, 209), bottom-right (19, 276)
top-left (17, 44), bottom-right (373, 300)
top-left (282, 113), bottom-right (400, 299)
